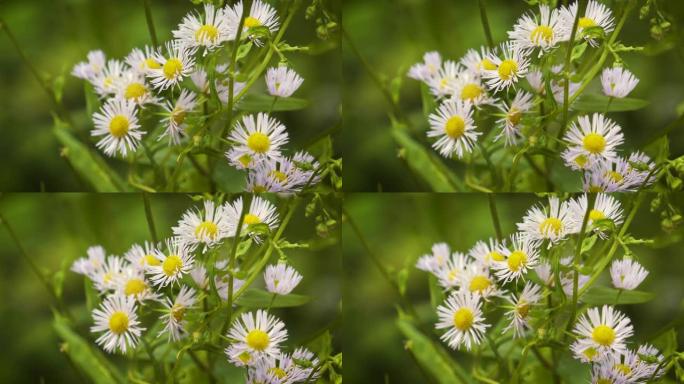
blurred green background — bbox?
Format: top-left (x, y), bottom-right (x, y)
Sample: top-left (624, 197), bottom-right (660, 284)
top-left (0, 0), bottom-right (340, 191)
top-left (342, 0), bottom-right (684, 192)
top-left (343, 193), bottom-right (684, 382)
top-left (0, 193), bottom-right (341, 382)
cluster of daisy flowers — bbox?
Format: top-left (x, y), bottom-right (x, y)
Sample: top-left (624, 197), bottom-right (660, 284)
top-left (70, 196), bottom-right (320, 383)
top-left (72, 1), bottom-right (321, 193)
top-left (407, 0), bottom-right (656, 192)
top-left (415, 194), bottom-right (665, 382)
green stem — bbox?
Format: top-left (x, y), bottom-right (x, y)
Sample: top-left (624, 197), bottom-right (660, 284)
top-left (142, 0), bottom-right (159, 47)
top-left (477, 0), bottom-right (495, 48)
top-left (564, 193), bottom-right (596, 339)
top-left (142, 193), bottom-right (158, 244)
top-left (485, 333), bottom-right (507, 377)
top-left (266, 292), bottom-right (277, 311)
top-left (488, 193), bottom-right (503, 241)
top-left (224, 0), bottom-right (252, 133)
top-left (559, 0), bottom-right (588, 141)
top-left (141, 337), bottom-right (163, 382)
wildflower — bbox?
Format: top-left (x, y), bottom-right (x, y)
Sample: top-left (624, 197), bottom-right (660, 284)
top-left (91, 97), bottom-right (143, 157)
top-left (116, 71), bottom-right (157, 106)
top-left (493, 233), bottom-right (540, 283)
top-left (601, 67), bottom-right (639, 98)
top-left (610, 258), bottom-right (648, 290)
top-left (225, 196), bottom-right (280, 240)
top-left (482, 42), bottom-right (530, 92)
top-left (71, 245), bottom-right (107, 278)
top-left (125, 46), bottom-right (161, 74)
top-left (427, 60), bottom-right (461, 98)
top-left (468, 238), bottom-right (506, 267)
top-left (427, 99), bottom-right (480, 158)
top-left (564, 114), bottom-right (624, 167)
top-left (227, 113), bottom-right (289, 165)
top-left (408, 51), bottom-right (442, 82)
top-left (174, 4), bottom-right (234, 51)
top-left (436, 292), bottom-right (490, 350)
top-left (264, 263), bottom-right (303, 295)
top-left (148, 238), bottom-right (194, 287)
top-left (173, 200), bottom-right (235, 251)
top-left (568, 193), bottom-right (624, 238)
top-left (159, 286), bottom-right (197, 341)
top-left (496, 91), bottom-right (534, 146)
top-left (416, 242), bottom-right (452, 274)
top-left (459, 263), bottom-right (499, 299)
top-left (560, 0), bottom-right (615, 47)
top-left (459, 47), bottom-right (497, 78)
top-left (148, 41), bottom-right (196, 90)
top-left (160, 89), bottom-right (198, 145)
top-left (116, 265), bottom-right (159, 303)
top-left (266, 66), bottom-right (304, 97)
top-left (92, 59), bottom-right (125, 97)
top-left (92, 256), bottom-right (126, 293)
top-left (573, 305), bottom-right (634, 358)
top-left (436, 252), bottom-right (469, 289)
top-left (508, 5), bottom-right (563, 55)
top-left (504, 282), bottom-right (542, 337)
top-left (226, 0), bottom-right (280, 44)
top-left (72, 50), bottom-right (106, 81)
top-left (517, 196), bottom-right (575, 244)
top-left (90, 294), bottom-right (144, 354)
top-left (124, 242), bottom-right (160, 269)
top-left (226, 310), bottom-right (288, 359)
top-left (451, 71), bottom-right (493, 107)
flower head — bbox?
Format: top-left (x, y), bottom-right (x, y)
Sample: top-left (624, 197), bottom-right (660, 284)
top-left (148, 41), bottom-right (196, 90)
top-left (493, 233), bottom-right (540, 283)
top-left (226, 310), bottom-right (288, 359)
top-left (227, 113), bottom-right (289, 165)
top-left (264, 263), bottom-right (303, 295)
top-left (90, 294), bottom-right (144, 353)
top-left (573, 305), bottom-right (634, 357)
top-left (610, 258), bottom-right (648, 290)
top-left (408, 51), bottom-right (442, 82)
top-left (517, 196), bottom-right (575, 244)
top-left (266, 66), bottom-right (304, 97)
top-left (147, 238), bottom-right (194, 287)
top-left (173, 4), bottom-right (234, 51)
top-left (160, 89), bottom-right (198, 145)
top-left (91, 97), bottom-right (143, 157)
top-left (508, 5), bottom-right (563, 55)
top-left (427, 99), bottom-right (480, 158)
top-left (159, 286), bottom-right (197, 341)
top-left (504, 282), bottom-right (542, 337)
top-left (436, 292), bottom-right (490, 350)
top-left (173, 200), bottom-right (235, 251)
top-left (482, 42), bottom-right (530, 92)
top-left (601, 67), bottom-right (639, 98)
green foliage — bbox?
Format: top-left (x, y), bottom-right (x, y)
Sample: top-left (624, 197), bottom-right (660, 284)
top-left (235, 288), bottom-right (311, 308)
top-left (573, 94), bottom-right (650, 112)
top-left (582, 286), bottom-right (655, 305)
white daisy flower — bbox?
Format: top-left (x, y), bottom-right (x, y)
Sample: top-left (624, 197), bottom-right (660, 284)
top-left (91, 97), bottom-right (143, 157)
top-left (570, 340), bottom-right (603, 363)
top-left (427, 60), bottom-right (461, 98)
top-left (217, 76), bottom-right (247, 104)
top-left (148, 41), bottom-right (196, 90)
top-left (560, 271), bottom-right (591, 297)
top-left (215, 273), bottom-right (246, 301)
top-left (91, 59), bottom-right (125, 97)
top-left (601, 67), bottom-right (639, 98)
top-left (225, 343), bottom-right (257, 367)
top-left (583, 156), bottom-right (650, 193)
top-left (225, 196), bottom-right (280, 240)
top-left (92, 256), bottom-right (126, 293)
top-left (436, 252), bottom-right (469, 289)
top-left (602, 349), bottom-right (651, 382)
top-left (125, 46), bottom-right (162, 74)
top-left (292, 347), bottom-right (321, 380)
top-left (226, 310), bottom-right (288, 359)
top-left (173, 3), bottom-right (234, 51)
top-left (190, 264), bottom-right (210, 290)
top-left (534, 261), bottom-right (554, 285)
top-left (116, 71), bottom-right (157, 106)
top-left (173, 200), bottom-right (235, 251)
top-left (266, 66), bottom-right (304, 97)
top-left (568, 193), bottom-right (624, 238)
top-left (124, 241), bottom-right (160, 270)
top-left (637, 344), bottom-right (665, 379)
top-left (526, 67), bottom-right (545, 93)
top-left (264, 263), bottom-right (303, 295)
top-left (573, 305), bottom-right (634, 357)
top-left (451, 70), bottom-right (493, 107)
top-left (482, 42), bottom-right (530, 92)
top-left (147, 238), bottom-right (194, 287)
top-left (493, 233), bottom-right (540, 283)
top-left (245, 156), bottom-right (313, 194)
top-left (159, 286), bottom-right (197, 341)
top-left (427, 99), bottom-right (480, 158)
top-left (561, 148), bottom-right (593, 171)
top-left (72, 50), bottom-right (106, 81)
top-left (610, 258), bottom-right (648, 290)
top-left (226, 0), bottom-right (280, 45)
top-left (508, 5), bottom-right (563, 55)
top-left (71, 245), bottom-right (107, 278)
top-left (560, 0), bottom-right (615, 47)
top-left (250, 353), bottom-right (309, 384)
top-left (227, 113), bottom-right (289, 164)
top-left (504, 282), bottom-right (542, 338)
top-left (115, 266), bottom-right (159, 303)
top-left (436, 292), bottom-right (490, 350)
top-left (517, 196), bottom-right (575, 244)
top-left (564, 113), bottom-right (624, 162)
top-left (590, 360), bottom-right (630, 384)
top-left (408, 51), bottom-right (442, 82)
top-left (459, 263), bottom-right (499, 299)
top-left (468, 238), bottom-right (506, 267)
top-left (90, 294), bottom-right (144, 354)
top-left (496, 91), bottom-right (534, 146)
top-left (459, 47), bottom-right (497, 78)
top-left (159, 89), bottom-right (198, 145)
top-left (416, 242), bottom-right (452, 274)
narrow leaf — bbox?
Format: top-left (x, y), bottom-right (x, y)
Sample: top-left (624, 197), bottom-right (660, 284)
top-left (235, 288), bottom-right (310, 308)
top-left (582, 286), bottom-right (655, 305)
top-left (574, 94), bottom-right (649, 112)
top-left (237, 94), bottom-right (309, 112)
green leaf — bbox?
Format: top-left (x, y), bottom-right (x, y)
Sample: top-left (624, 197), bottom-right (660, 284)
top-left (307, 330), bottom-right (332, 361)
top-left (54, 119), bottom-right (126, 192)
top-left (652, 329), bottom-right (678, 356)
top-left (396, 318), bottom-right (471, 384)
top-left (392, 124), bottom-right (463, 192)
top-left (574, 94), bottom-right (650, 112)
top-left (84, 82), bottom-right (101, 118)
top-left (53, 314), bottom-right (122, 384)
top-left (237, 94), bottom-right (309, 112)
top-left (420, 83), bottom-right (436, 118)
top-left (582, 286), bottom-right (655, 305)
top-left (428, 274), bottom-right (445, 309)
top-left (397, 267), bottom-right (409, 296)
top-left (235, 288), bottom-right (310, 308)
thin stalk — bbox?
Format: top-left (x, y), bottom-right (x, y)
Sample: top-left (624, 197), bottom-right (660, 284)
top-left (488, 194), bottom-right (503, 241)
top-left (142, 0), bottom-right (159, 47)
top-left (141, 337), bottom-right (163, 382)
top-left (266, 292), bottom-right (277, 311)
top-left (224, 0), bottom-right (253, 134)
top-left (564, 193), bottom-right (596, 339)
top-left (485, 333), bottom-right (508, 377)
top-left (477, 141), bottom-right (499, 188)
top-left (477, 0), bottom-right (495, 48)
top-left (221, 194), bottom-right (251, 335)
top-left (560, 0), bottom-right (588, 141)
top-left (142, 193), bottom-right (158, 244)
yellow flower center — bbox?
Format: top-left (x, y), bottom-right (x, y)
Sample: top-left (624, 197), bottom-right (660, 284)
top-left (252, 185), bottom-right (267, 193)
top-left (596, 379), bottom-right (612, 384)
top-left (171, 304), bottom-right (186, 322)
top-left (591, 325), bottom-right (616, 346)
top-left (271, 170), bottom-right (288, 182)
top-left (530, 25), bottom-right (554, 43)
top-left (588, 185), bottom-right (605, 193)
top-left (109, 311), bottom-right (129, 334)
top-left (517, 301), bottom-right (530, 318)
top-left (238, 352), bottom-right (252, 364)
top-left (574, 154), bottom-right (588, 168)
top-left (145, 58), bottom-right (161, 69)
top-left (103, 76), bottom-right (114, 89)
top-left (195, 221), bottom-right (218, 239)
top-left (579, 17), bottom-right (596, 29)
top-left (124, 82), bottom-right (147, 101)
top-left (163, 58), bottom-right (183, 80)
top-left (246, 329), bottom-right (270, 351)
top-left (239, 154), bottom-right (252, 168)
top-left (460, 83), bottom-right (483, 101)
top-left (614, 363), bottom-right (631, 375)
top-left (103, 272), bottom-right (114, 284)
top-left (539, 217), bottom-right (563, 236)
top-left (144, 254), bottom-right (160, 266)
top-left (507, 250), bottom-right (527, 272)
top-left (452, 308), bottom-right (475, 331)
top-left (247, 132), bottom-right (271, 153)
top-left (583, 133), bottom-right (606, 154)
top-left (498, 59), bottom-right (518, 81)
top-left (244, 16), bottom-right (261, 28)
top-left (479, 58), bottom-right (497, 71)
top-left (243, 214), bottom-right (261, 225)
top-left (589, 209), bottom-right (605, 221)
top-left (269, 367), bottom-right (287, 379)
top-left (507, 109), bottom-right (522, 125)
top-left (487, 251), bottom-right (505, 262)
top-left (469, 275), bottom-right (491, 293)
top-left (444, 116), bottom-right (465, 139)
top-left (583, 347), bottom-right (598, 361)
top-left (447, 269), bottom-right (459, 282)
top-left (124, 279), bottom-right (146, 296)
top-left (195, 24), bottom-right (219, 42)
top-left (162, 255), bottom-right (183, 277)
top-left (109, 115), bottom-right (129, 138)
top-left (607, 171), bottom-right (623, 183)
top-left (172, 108), bottom-right (187, 126)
